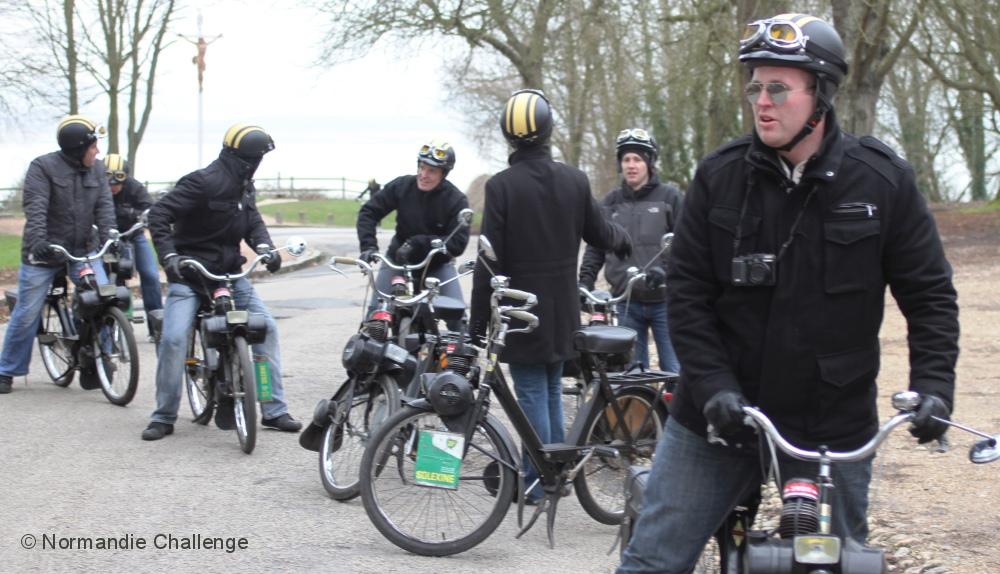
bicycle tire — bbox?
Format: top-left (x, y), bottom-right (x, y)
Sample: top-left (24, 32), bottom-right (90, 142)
top-left (320, 374), bottom-right (401, 501)
top-left (232, 336), bottom-right (257, 454)
top-left (360, 407), bottom-right (515, 556)
top-left (38, 300), bottom-right (76, 387)
top-left (93, 307), bottom-right (140, 406)
top-left (574, 385), bottom-right (666, 525)
top-left (185, 325), bottom-right (214, 423)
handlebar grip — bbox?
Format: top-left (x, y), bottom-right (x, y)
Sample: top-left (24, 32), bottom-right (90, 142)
top-left (332, 256), bottom-right (359, 265)
top-left (498, 288), bottom-right (537, 305)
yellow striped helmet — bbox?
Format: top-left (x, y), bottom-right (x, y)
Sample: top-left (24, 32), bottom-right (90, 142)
top-left (222, 124), bottom-right (275, 158)
top-left (500, 89), bottom-right (553, 148)
top-left (104, 153), bottom-right (129, 183)
top-left (57, 115), bottom-right (105, 153)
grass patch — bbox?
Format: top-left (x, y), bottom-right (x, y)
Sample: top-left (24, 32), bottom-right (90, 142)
top-left (0, 234), bottom-right (21, 270)
top-left (257, 198), bottom-right (396, 227)
top-left (958, 200), bottom-right (1000, 214)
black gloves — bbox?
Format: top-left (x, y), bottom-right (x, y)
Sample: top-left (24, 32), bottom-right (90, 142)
top-left (164, 255), bottom-right (184, 284)
top-left (909, 395), bottom-right (950, 444)
top-left (613, 235), bottom-right (633, 260)
top-left (256, 244), bottom-right (281, 274)
top-left (396, 235), bottom-right (432, 264)
top-left (359, 248), bottom-right (378, 264)
top-left (31, 242), bottom-right (55, 263)
top-left (578, 281), bottom-right (593, 306)
top-left (703, 391), bottom-right (750, 438)
top-left (644, 266), bottom-right (666, 289)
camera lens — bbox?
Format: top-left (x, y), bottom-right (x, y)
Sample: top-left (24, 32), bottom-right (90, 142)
top-left (749, 262), bottom-right (769, 284)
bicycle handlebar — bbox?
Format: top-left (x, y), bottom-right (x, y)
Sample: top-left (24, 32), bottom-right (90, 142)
top-left (330, 255), bottom-right (465, 309)
top-left (579, 271), bottom-right (647, 306)
top-left (372, 245), bottom-right (446, 273)
top-left (115, 217), bottom-right (147, 241)
top-left (180, 252), bottom-right (272, 282)
top-left (49, 238), bottom-right (118, 264)
top-left (740, 406), bottom-right (913, 463)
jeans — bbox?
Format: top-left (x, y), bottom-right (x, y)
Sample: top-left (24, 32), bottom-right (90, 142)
top-left (0, 260), bottom-right (108, 378)
top-left (617, 417), bottom-right (873, 573)
top-left (508, 361), bottom-right (565, 499)
top-left (150, 278), bottom-right (288, 425)
top-left (368, 262), bottom-right (465, 331)
top-left (617, 300), bottom-right (680, 373)
top-left (132, 234), bottom-right (163, 320)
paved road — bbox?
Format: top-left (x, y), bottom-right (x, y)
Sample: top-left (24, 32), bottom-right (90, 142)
top-left (0, 251), bottom-right (623, 573)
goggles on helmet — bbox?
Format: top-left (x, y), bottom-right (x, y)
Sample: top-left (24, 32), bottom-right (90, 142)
top-left (106, 170), bottom-right (127, 183)
top-left (740, 18), bottom-right (809, 54)
top-left (616, 128), bottom-right (653, 146)
top-left (418, 143), bottom-right (451, 162)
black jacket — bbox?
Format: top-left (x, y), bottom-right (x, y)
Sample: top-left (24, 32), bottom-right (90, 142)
top-left (470, 145), bottom-right (629, 364)
top-left (667, 110), bottom-right (959, 450)
top-left (149, 150), bottom-right (273, 279)
top-left (356, 175), bottom-right (469, 266)
top-left (21, 151), bottom-right (116, 266)
top-left (579, 176), bottom-right (684, 302)
top-left (112, 176), bottom-right (154, 231)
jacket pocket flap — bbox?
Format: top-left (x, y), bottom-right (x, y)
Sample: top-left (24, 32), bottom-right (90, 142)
top-left (709, 206), bottom-right (759, 238)
top-left (817, 346), bottom-right (879, 388)
top-left (824, 219), bottom-right (880, 246)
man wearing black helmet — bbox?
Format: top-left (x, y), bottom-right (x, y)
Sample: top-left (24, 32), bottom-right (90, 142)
top-left (0, 116), bottom-right (115, 394)
top-left (579, 128), bottom-right (684, 373)
top-left (618, 14), bottom-right (958, 572)
top-left (469, 89), bottom-right (631, 502)
top-left (142, 124), bottom-right (300, 440)
top-left (104, 153), bottom-right (163, 339)
top-left (356, 140), bottom-right (470, 324)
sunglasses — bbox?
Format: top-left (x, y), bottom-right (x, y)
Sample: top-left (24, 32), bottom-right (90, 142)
top-left (744, 81), bottom-right (814, 106)
top-left (616, 128), bottom-right (652, 145)
top-left (740, 18), bottom-right (808, 53)
top-left (418, 143), bottom-right (451, 161)
top-left (106, 170), bottom-right (127, 183)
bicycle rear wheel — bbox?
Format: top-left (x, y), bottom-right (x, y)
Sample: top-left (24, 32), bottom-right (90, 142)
top-left (93, 307), bottom-right (140, 406)
top-left (574, 385), bottom-right (666, 525)
top-left (232, 336), bottom-right (257, 454)
top-left (38, 300), bottom-right (76, 387)
top-left (185, 325), bottom-right (214, 423)
top-left (360, 407), bottom-right (515, 556)
top-left (320, 374), bottom-right (400, 501)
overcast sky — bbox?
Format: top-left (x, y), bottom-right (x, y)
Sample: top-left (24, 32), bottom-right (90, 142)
top-left (0, 0), bottom-right (507, 195)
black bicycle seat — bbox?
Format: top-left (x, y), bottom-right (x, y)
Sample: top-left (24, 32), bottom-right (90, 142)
top-left (430, 295), bottom-right (466, 322)
top-left (573, 325), bottom-right (636, 355)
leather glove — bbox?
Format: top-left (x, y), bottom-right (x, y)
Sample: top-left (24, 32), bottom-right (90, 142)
top-left (644, 266), bottom-right (666, 289)
top-left (578, 281), bottom-right (594, 306)
top-left (703, 391), bottom-right (750, 438)
top-left (613, 235), bottom-right (633, 260)
top-left (359, 248), bottom-right (378, 264)
top-left (256, 243), bottom-right (281, 273)
top-left (909, 395), bottom-right (950, 444)
top-left (398, 235), bottom-right (432, 264)
top-left (31, 242), bottom-right (55, 263)
top-left (164, 255), bottom-right (184, 284)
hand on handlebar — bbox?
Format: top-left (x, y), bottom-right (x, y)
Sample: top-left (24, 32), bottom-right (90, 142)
top-left (909, 394), bottom-right (950, 444)
top-left (31, 242), bottom-right (57, 263)
top-left (396, 235), bottom-right (432, 264)
top-left (359, 248), bottom-right (379, 264)
top-left (644, 266), bottom-right (666, 289)
top-left (164, 255), bottom-right (184, 283)
top-left (703, 391), bottom-right (751, 439)
top-left (256, 244), bottom-right (282, 273)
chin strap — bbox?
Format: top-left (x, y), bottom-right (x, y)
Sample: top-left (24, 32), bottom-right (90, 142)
top-left (775, 75), bottom-right (832, 153)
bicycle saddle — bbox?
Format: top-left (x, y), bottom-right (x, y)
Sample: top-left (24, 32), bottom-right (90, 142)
top-left (573, 325), bottom-right (637, 355)
top-left (429, 295), bottom-right (466, 322)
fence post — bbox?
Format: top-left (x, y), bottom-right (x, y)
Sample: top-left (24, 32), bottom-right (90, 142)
top-left (298, 212), bottom-right (306, 224)
top-left (275, 212), bottom-right (283, 224)
top-left (326, 213), bottom-right (335, 226)
top-left (341, 177), bottom-right (346, 200)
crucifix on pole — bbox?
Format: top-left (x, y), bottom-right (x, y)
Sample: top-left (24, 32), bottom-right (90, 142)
top-left (179, 12), bottom-right (222, 167)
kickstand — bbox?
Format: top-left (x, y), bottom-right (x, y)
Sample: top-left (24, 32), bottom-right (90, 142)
top-left (516, 474), bottom-right (537, 529)
top-left (515, 496), bottom-right (548, 540)
top-left (607, 527), bottom-right (623, 556)
top-left (544, 493), bottom-right (561, 548)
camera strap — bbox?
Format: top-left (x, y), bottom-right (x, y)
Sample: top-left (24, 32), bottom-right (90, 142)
top-left (733, 175), bottom-right (818, 262)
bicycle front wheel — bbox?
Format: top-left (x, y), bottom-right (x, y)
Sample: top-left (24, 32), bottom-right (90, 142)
top-left (38, 300), bottom-right (75, 387)
top-left (320, 374), bottom-right (401, 501)
top-left (93, 307), bottom-right (139, 406)
top-left (360, 407), bottom-right (515, 556)
top-left (232, 336), bottom-right (257, 454)
top-left (574, 385), bottom-right (665, 525)
top-left (185, 325), bottom-right (214, 423)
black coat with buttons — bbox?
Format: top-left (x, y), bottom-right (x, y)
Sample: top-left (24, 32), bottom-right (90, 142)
top-left (667, 110), bottom-right (959, 450)
top-left (112, 176), bottom-right (154, 232)
top-left (149, 150), bottom-right (273, 279)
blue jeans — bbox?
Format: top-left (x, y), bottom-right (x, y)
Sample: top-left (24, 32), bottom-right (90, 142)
top-left (617, 417), bottom-right (873, 573)
top-left (508, 361), bottom-right (565, 499)
top-left (0, 260), bottom-right (108, 378)
top-left (150, 278), bottom-right (288, 424)
top-left (132, 234), bottom-right (163, 318)
top-left (368, 262), bottom-right (465, 330)
top-left (617, 301), bottom-right (680, 373)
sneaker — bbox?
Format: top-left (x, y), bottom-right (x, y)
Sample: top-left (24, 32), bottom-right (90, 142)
top-left (0, 374), bottom-right (12, 394)
top-left (262, 413), bottom-right (303, 432)
top-left (141, 422), bottom-right (174, 441)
